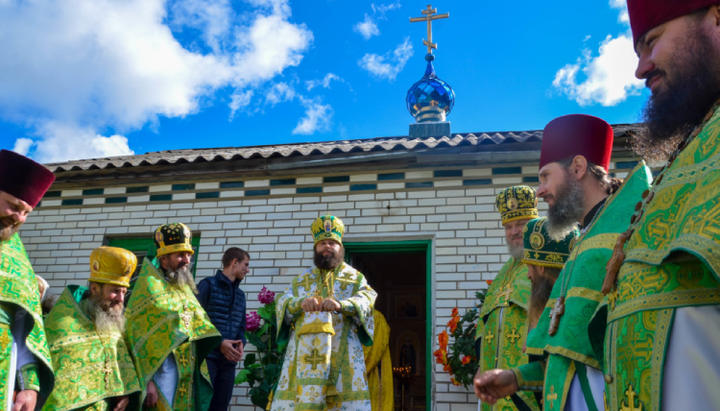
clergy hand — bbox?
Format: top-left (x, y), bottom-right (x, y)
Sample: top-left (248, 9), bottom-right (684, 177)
top-left (301, 298), bottom-right (321, 312)
top-left (12, 389), bottom-right (37, 411)
top-left (220, 339), bottom-right (243, 362)
top-left (113, 395), bottom-right (130, 411)
top-left (473, 369), bottom-right (518, 403)
top-left (320, 298), bottom-right (341, 312)
top-left (144, 380), bottom-right (158, 408)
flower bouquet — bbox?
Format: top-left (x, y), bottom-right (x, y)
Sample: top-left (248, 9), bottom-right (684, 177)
top-left (433, 290), bottom-right (486, 388)
top-left (235, 287), bottom-right (288, 409)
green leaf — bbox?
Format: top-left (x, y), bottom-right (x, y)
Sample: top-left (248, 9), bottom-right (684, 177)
top-left (250, 387), bottom-right (270, 409)
top-left (243, 353), bottom-right (257, 368)
top-left (258, 322), bottom-right (271, 335)
top-left (257, 306), bottom-right (273, 321)
top-left (246, 332), bottom-right (268, 352)
top-left (234, 369), bottom-right (251, 384)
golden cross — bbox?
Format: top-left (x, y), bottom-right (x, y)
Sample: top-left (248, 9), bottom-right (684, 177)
top-left (178, 383), bottom-right (188, 397)
top-left (180, 309), bottom-right (192, 330)
top-left (620, 384), bottom-right (644, 411)
top-left (409, 5), bottom-right (449, 54)
top-left (178, 354), bottom-right (189, 368)
top-left (336, 276), bottom-right (355, 291)
top-left (506, 327), bottom-right (521, 344)
top-left (302, 274), bottom-right (314, 291)
top-left (497, 284), bottom-right (513, 303)
top-left (0, 332), bottom-right (9, 351)
top-left (303, 348), bottom-right (326, 371)
top-left (102, 359), bottom-right (113, 387)
top-left (485, 330), bottom-right (495, 345)
top-left (547, 386), bottom-right (558, 408)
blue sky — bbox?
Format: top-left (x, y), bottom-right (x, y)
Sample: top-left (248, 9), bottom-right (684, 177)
top-left (0, 0), bottom-right (648, 163)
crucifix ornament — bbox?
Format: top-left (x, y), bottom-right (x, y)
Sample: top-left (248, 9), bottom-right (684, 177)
top-left (409, 5), bottom-right (449, 54)
top-left (548, 297), bottom-right (565, 336)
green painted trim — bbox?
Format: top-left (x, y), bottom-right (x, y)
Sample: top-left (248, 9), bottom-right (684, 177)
top-left (343, 239), bottom-right (434, 405)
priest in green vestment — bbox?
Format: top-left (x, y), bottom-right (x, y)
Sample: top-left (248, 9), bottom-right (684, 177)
top-left (595, 3), bottom-right (720, 409)
top-left (125, 223), bottom-right (221, 411)
top-left (474, 115), bottom-right (651, 411)
top-left (0, 149), bottom-right (56, 410)
top-left (473, 185), bottom-right (540, 411)
top-left (270, 215), bottom-right (376, 411)
top-left (43, 246), bottom-right (142, 411)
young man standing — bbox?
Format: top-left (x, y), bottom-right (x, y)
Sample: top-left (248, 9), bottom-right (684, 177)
top-left (197, 247), bottom-right (249, 411)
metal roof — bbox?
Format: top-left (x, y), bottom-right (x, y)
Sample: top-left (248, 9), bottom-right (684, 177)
top-left (46, 125), bottom-right (641, 172)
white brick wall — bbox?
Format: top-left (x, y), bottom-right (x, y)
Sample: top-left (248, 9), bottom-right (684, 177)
top-left (22, 159), bottom-right (637, 410)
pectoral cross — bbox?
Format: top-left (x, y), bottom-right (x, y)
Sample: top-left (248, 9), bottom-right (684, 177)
top-left (409, 5), bottom-right (449, 54)
top-left (336, 276), bottom-right (355, 291)
top-left (548, 297), bottom-right (565, 336)
top-left (485, 330), bottom-right (495, 345)
top-left (0, 332), bottom-right (9, 351)
top-left (546, 385), bottom-right (558, 409)
top-left (303, 348), bottom-right (325, 371)
top-left (180, 309), bottom-right (192, 330)
top-left (620, 384), bottom-right (644, 411)
top-left (506, 327), bottom-right (521, 344)
top-left (102, 359), bottom-right (113, 388)
top-left (178, 354), bottom-right (189, 368)
top-left (498, 284), bottom-right (513, 303)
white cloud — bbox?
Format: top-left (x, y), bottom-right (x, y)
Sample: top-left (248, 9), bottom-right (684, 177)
top-left (12, 138), bottom-right (35, 156)
top-left (371, 2), bottom-right (400, 18)
top-left (265, 82), bottom-right (297, 106)
top-left (552, 2), bottom-right (641, 107)
top-left (358, 38), bottom-right (413, 81)
top-left (0, 0), bottom-right (312, 162)
top-left (229, 89), bottom-right (254, 119)
top-left (305, 73), bottom-right (342, 91)
top-left (354, 14), bottom-right (380, 40)
top-left (292, 98), bottom-right (333, 135)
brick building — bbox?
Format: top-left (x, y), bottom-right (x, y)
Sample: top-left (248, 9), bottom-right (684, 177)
top-left (21, 126), bottom-right (641, 411)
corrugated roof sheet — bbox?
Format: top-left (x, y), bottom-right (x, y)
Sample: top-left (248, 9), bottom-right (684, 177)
top-left (46, 125), bottom-right (641, 172)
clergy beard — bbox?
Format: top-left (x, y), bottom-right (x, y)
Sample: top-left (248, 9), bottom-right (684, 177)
top-left (507, 243), bottom-right (524, 260)
top-left (634, 25), bottom-right (720, 164)
top-left (313, 247), bottom-right (344, 270)
top-left (0, 217), bottom-right (21, 242)
top-left (528, 273), bottom-right (556, 329)
top-left (85, 293), bottom-right (126, 333)
top-left (165, 264), bottom-right (198, 294)
top-left (545, 171), bottom-right (583, 241)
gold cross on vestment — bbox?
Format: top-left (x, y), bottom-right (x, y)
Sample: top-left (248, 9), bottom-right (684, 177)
top-left (485, 330), bottom-right (495, 344)
top-left (102, 359), bottom-right (113, 388)
top-left (178, 384), bottom-right (188, 397)
top-left (497, 284), bottom-right (513, 303)
top-left (547, 386), bottom-right (558, 409)
top-left (0, 332), bottom-right (9, 352)
top-left (303, 348), bottom-right (325, 371)
top-left (506, 327), bottom-right (521, 344)
top-left (302, 274), bottom-right (314, 291)
top-left (336, 276), bottom-right (355, 291)
top-left (409, 5), bottom-right (449, 54)
top-left (180, 309), bottom-right (192, 330)
top-left (620, 384), bottom-right (644, 411)
top-left (178, 354), bottom-right (189, 368)
top-left (548, 297), bottom-right (565, 336)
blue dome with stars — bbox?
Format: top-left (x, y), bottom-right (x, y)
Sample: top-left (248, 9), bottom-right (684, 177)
top-left (406, 54), bottom-right (455, 123)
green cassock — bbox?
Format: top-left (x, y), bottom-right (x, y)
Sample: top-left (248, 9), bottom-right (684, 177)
top-left (475, 257), bottom-right (540, 411)
top-left (124, 258), bottom-right (221, 411)
top-left (0, 233), bottom-right (54, 405)
top-left (595, 105), bottom-right (720, 411)
top-left (42, 285), bottom-right (141, 411)
top-left (516, 163), bottom-right (651, 411)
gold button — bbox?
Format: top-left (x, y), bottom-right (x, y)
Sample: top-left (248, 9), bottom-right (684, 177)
top-left (604, 374), bottom-right (613, 384)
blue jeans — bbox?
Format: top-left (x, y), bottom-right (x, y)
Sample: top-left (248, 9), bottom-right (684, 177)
top-left (206, 357), bottom-right (237, 411)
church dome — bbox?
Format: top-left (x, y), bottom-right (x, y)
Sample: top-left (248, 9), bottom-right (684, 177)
top-left (406, 54), bottom-right (455, 123)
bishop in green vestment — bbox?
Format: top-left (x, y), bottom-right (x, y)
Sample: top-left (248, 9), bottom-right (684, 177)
top-left (597, 4), bottom-right (720, 409)
top-left (270, 215), bottom-right (376, 411)
top-left (474, 186), bottom-right (540, 411)
top-left (43, 247), bottom-right (141, 411)
top-left (0, 149), bottom-right (56, 410)
top-left (125, 223), bottom-right (221, 411)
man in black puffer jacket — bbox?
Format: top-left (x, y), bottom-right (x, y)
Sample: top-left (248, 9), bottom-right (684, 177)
top-left (197, 247), bottom-right (249, 411)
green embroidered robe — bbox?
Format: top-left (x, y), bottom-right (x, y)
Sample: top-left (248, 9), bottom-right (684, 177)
top-left (475, 257), bottom-right (539, 411)
top-left (42, 285), bottom-right (141, 411)
top-left (516, 163), bottom-right (652, 411)
top-left (0, 233), bottom-right (54, 404)
top-left (271, 262), bottom-right (376, 411)
top-left (597, 107), bottom-right (720, 411)
top-left (124, 258), bottom-right (221, 411)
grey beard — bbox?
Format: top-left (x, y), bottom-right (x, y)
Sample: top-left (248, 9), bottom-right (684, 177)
top-left (546, 176), bottom-right (584, 241)
top-left (85, 297), bottom-right (126, 333)
top-left (166, 265), bottom-right (198, 294)
top-left (507, 243), bottom-right (524, 260)
top-left (0, 221), bottom-right (20, 242)
top-left (528, 274), bottom-right (555, 329)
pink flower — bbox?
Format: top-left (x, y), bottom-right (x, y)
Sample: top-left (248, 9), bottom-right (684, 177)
top-left (258, 287), bottom-right (276, 305)
top-left (246, 312), bottom-right (261, 332)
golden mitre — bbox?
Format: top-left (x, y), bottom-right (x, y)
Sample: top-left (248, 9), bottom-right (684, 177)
top-left (89, 246), bottom-right (137, 288)
top-left (496, 185), bottom-right (539, 225)
top-left (311, 214), bottom-right (345, 245)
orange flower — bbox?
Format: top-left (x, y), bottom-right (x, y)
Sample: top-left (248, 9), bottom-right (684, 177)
top-left (451, 307), bottom-right (459, 317)
top-left (433, 348), bottom-right (447, 365)
top-left (438, 330), bottom-right (449, 350)
top-left (447, 316), bottom-right (460, 334)
top-left (443, 363), bottom-right (452, 374)
top-left (451, 377), bottom-right (461, 386)
top-left (461, 355), bottom-right (473, 365)
top-left (486, 280), bottom-right (493, 286)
